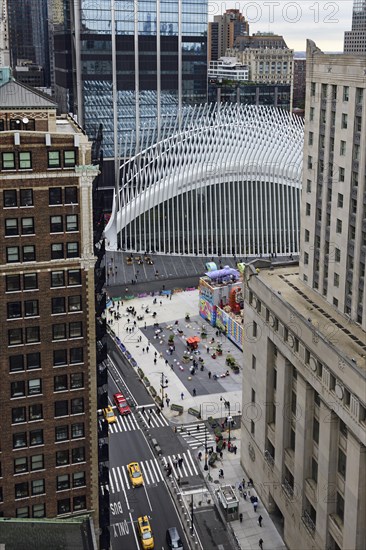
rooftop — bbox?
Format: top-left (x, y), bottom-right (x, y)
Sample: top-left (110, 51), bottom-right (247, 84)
top-left (0, 79), bottom-right (57, 109)
top-left (257, 265), bottom-right (366, 373)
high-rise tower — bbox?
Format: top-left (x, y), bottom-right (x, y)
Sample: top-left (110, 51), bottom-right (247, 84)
top-left (344, 0), bottom-right (366, 53)
top-left (54, 0), bottom-right (208, 168)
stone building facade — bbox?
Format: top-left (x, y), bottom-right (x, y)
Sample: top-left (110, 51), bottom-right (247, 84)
top-left (0, 79), bottom-right (99, 523)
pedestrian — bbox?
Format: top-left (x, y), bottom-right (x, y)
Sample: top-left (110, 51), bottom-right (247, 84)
top-left (165, 359), bottom-right (169, 366)
top-left (146, 346), bottom-right (149, 353)
top-left (219, 451), bottom-right (223, 459)
top-left (154, 358), bottom-right (157, 365)
top-left (142, 348), bottom-right (145, 353)
top-left (219, 469), bottom-right (224, 479)
top-left (144, 322), bottom-right (147, 329)
top-left (207, 346), bottom-right (210, 354)
top-left (178, 457), bottom-right (183, 468)
top-left (166, 398), bottom-right (170, 407)
top-left (198, 452), bottom-right (202, 461)
top-left (258, 515), bottom-right (263, 527)
top-left (192, 388), bottom-right (196, 396)
top-left (181, 392), bottom-right (184, 400)
top-left (148, 416), bottom-right (151, 426)
top-left (221, 422), bottom-right (225, 430)
top-left (173, 458), bottom-right (178, 469)
top-left (233, 445), bottom-right (237, 455)
top-left (160, 301), bottom-right (162, 306)
top-left (249, 478), bottom-right (253, 487)
top-left (243, 491), bottom-right (247, 500)
top-left (142, 407), bottom-right (145, 415)
top-left (253, 501), bottom-right (258, 512)
top-left (242, 478), bottom-right (246, 488)
top-left (259, 538), bottom-right (264, 550)
top-left (154, 351), bottom-right (157, 357)
top-left (239, 513), bottom-right (243, 523)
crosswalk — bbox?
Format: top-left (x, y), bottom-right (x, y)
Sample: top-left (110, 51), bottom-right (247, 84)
top-left (176, 422), bottom-right (216, 451)
top-left (108, 409), bottom-right (168, 434)
top-left (104, 451), bottom-right (199, 494)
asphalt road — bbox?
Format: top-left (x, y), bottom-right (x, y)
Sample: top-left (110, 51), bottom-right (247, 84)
top-left (105, 343), bottom-right (192, 550)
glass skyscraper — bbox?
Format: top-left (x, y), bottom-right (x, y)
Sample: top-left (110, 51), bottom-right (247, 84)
top-left (344, 0), bottom-right (366, 53)
top-left (54, 1), bottom-right (207, 161)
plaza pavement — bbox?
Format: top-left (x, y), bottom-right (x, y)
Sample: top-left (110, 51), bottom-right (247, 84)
top-left (106, 289), bottom-right (287, 550)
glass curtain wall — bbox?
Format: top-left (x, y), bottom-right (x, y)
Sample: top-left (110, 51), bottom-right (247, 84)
top-left (78, 0), bottom-right (207, 157)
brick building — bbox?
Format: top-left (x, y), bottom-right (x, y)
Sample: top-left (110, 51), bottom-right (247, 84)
top-left (0, 79), bottom-right (99, 523)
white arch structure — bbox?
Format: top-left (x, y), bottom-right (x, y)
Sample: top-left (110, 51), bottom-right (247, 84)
top-left (105, 103), bottom-right (304, 257)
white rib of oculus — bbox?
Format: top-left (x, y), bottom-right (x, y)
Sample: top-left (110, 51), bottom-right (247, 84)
top-left (105, 103), bottom-right (304, 257)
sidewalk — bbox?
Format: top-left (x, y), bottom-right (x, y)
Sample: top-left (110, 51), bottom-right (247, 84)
top-left (106, 290), bottom-right (287, 550)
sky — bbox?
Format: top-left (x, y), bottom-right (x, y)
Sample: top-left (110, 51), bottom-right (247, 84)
top-left (211, 1), bottom-right (354, 51)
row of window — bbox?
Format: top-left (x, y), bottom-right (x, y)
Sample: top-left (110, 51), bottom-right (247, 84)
top-left (11, 495), bottom-right (86, 518)
top-left (0, 118), bottom-right (36, 131)
top-left (8, 322), bottom-right (83, 346)
top-left (1, 151), bottom-right (76, 171)
top-left (4, 214), bottom-right (78, 236)
top-left (5, 269), bottom-right (82, 292)
top-left (11, 373), bottom-right (84, 399)
top-left (7, 296), bottom-right (82, 319)
top-left (6, 242), bottom-right (80, 263)
top-left (310, 82), bottom-right (364, 104)
top-left (9, 348), bottom-right (83, 372)
top-left (3, 187), bottom-right (78, 208)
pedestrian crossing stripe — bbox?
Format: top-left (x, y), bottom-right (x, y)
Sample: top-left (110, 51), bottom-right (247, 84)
top-left (106, 451), bottom-right (199, 493)
top-left (108, 409), bottom-right (168, 434)
top-left (176, 422), bottom-right (216, 450)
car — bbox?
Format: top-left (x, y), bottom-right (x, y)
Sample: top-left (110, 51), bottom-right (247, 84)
top-left (127, 462), bottom-right (144, 487)
top-left (166, 526), bottom-right (184, 550)
top-left (113, 392), bottom-right (131, 415)
top-left (102, 405), bottom-right (116, 424)
top-left (137, 515), bottom-right (154, 549)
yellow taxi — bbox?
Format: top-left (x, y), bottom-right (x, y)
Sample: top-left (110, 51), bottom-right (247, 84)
top-left (137, 515), bottom-right (154, 549)
top-left (127, 462), bottom-right (144, 487)
top-left (103, 405), bottom-right (116, 424)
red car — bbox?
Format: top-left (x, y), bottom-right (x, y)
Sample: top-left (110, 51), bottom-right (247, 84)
top-left (113, 392), bottom-right (131, 415)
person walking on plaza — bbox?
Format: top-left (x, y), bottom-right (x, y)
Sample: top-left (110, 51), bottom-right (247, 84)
top-left (259, 538), bottom-right (264, 550)
top-left (181, 392), bottom-right (184, 400)
top-left (208, 371), bottom-right (211, 379)
top-left (239, 513), bottom-right (243, 523)
top-left (192, 388), bottom-right (196, 396)
top-left (258, 515), bottom-right (263, 527)
top-left (198, 452), bottom-right (202, 461)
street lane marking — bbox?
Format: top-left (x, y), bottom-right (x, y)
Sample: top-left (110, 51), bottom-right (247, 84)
top-left (112, 468), bottom-right (120, 493)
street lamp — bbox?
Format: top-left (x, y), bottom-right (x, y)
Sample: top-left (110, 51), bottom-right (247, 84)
top-left (220, 396), bottom-right (231, 444)
top-left (160, 372), bottom-right (168, 409)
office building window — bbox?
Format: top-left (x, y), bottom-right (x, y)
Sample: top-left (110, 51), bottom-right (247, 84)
top-left (73, 495), bottom-right (86, 511)
top-left (50, 216), bottom-right (63, 233)
top-left (28, 378), bottom-right (42, 395)
top-left (69, 322), bottom-right (82, 338)
top-left (5, 218), bottom-right (18, 236)
top-left (49, 187), bottom-right (62, 205)
top-left (51, 271), bottom-right (65, 288)
top-left (52, 297), bottom-right (66, 314)
top-left (16, 506), bottom-right (29, 518)
top-left (64, 151), bottom-right (76, 167)
top-left (7, 301), bottom-right (21, 319)
top-left (24, 273), bottom-right (37, 290)
top-left (66, 215), bottom-right (78, 231)
top-left (14, 457), bottom-right (28, 474)
top-left (27, 352), bottom-right (41, 370)
top-left (48, 151), bottom-right (61, 168)
top-left (56, 450), bottom-right (69, 467)
top-left (68, 295), bottom-right (81, 312)
top-left (8, 327), bottom-right (23, 345)
top-left (71, 447), bottom-right (85, 463)
top-left (9, 355), bottom-right (24, 372)
top-left (29, 429), bottom-right (43, 446)
top-left (20, 189), bottom-right (33, 206)
top-left (54, 400), bottom-right (68, 418)
top-left (55, 425), bottom-right (69, 442)
top-left (341, 113), bottom-right (348, 129)
top-left (19, 152), bottom-right (32, 169)
top-left (11, 381), bottom-right (25, 398)
top-left (6, 274), bottom-right (21, 291)
top-left (70, 373), bottom-right (84, 389)
top-left (338, 448), bottom-right (346, 478)
top-left (7, 246), bottom-right (20, 263)
top-left (29, 404), bottom-right (43, 421)
top-left (12, 406), bottom-right (26, 424)
top-left (66, 242), bottom-right (79, 258)
top-left (71, 397), bottom-right (84, 415)
top-left (68, 269), bottom-right (81, 285)
top-left (53, 324), bottom-right (66, 341)
top-left (25, 326), bottom-right (40, 343)
top-left (334, 273), bottom-right (339, 287)
top-left (64, 187), bottom-right (78, 204)
top-left (57, 498), bottom-right (71, 515)
top-left (51, 243), bottom-right (64, 260)
top-left (71, 423), bottom-right (84, 439)
top-left (53, 349), bottom-right (67, 366)
top-left (70, 347), bottom-right (83, 364)
top-left (57, 474), bottom-right (70, 491)
top-left (342, 86), bottom-right (349, 101)
top-left (32, 503), bottom-right (45, 518)
top-left (73, 471), bottom-right (85, 488)
top-left (22, 245), bottom-right (35, 261)
top-left (54, 375), bottom-right (68, 392)
top-left (15, 482), bottom-right (29, 499)
top-left (31, 479), bottom-right (45, 496)
top-left (336, 219), bottom-right (342, 233)
top-left (337, 193), bottom-right (343, 208)
top-left (2, 152), bottom-right (16, 170)
top-left (13, 432), bottom-right (27, 448)
top-left (30, 454), bottom-right (44, 471)
top-left (340, 140), bottom-right (346, 155)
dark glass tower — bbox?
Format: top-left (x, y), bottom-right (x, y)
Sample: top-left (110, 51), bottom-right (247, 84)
top-left (54, 0), bottom-right (208, 161)
top-left (344, 0), bottom-right (366, 53)
top-left (7, 0), bottom-right (53, 88)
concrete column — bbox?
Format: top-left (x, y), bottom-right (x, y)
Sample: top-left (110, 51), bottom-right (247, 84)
top-left (316, 400), bottom-right (338, 542)
top-left (273, 352), bottom-right (290, 474)
top-left (293, 377), bottom-right (313, 499)
top-left (343, 433), bottom-right (366, 549)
